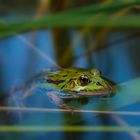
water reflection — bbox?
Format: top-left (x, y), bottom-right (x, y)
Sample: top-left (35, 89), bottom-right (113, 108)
top-left (0, 19), bottom-right (140, 140)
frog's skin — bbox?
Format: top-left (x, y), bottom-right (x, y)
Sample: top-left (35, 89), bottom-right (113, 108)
top-left (36, 68), bottom-right (113, 99)
top-left (13, 68), bottom-right (113, 110)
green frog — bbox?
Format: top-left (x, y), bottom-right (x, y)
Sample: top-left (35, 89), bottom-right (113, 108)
top-left (12, 67), bottom-right (113, 110)
top-left (34, 67), bottom-right (113, 109)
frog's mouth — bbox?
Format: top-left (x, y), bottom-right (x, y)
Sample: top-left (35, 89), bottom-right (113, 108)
top-left (60, 88), bottom-right (113, 99)
top-left (74, 87), bottom-right (113, 97)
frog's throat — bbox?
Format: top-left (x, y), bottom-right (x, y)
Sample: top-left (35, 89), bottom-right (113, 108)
top-left (71, 88), bottom-right (112, 96)
top-left (58, 88), bottom-right (112, 99)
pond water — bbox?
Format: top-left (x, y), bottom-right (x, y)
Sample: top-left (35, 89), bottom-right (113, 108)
top-left (0, 5), bottom-right (140, 140)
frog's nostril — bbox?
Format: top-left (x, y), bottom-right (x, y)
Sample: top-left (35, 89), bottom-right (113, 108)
top-left (96, 82), bottom-right (102, 86)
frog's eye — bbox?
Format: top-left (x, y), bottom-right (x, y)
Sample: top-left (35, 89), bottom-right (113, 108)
top-left (90, 68), bottom-right (100, 76)
top-left (79, 75), bottom-right (91, 86)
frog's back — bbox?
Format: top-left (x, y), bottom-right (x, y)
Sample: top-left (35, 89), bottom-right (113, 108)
top-left (36, 67), bottom-right (85, 82)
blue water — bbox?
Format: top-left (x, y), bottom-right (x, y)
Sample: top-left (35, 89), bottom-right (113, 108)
top-left (0, 29), bottom-right (140, 140)
top-left (1, 30), bottom-right (140, 91)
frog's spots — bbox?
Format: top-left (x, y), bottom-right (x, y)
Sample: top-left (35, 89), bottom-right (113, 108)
top-left (96, 82), bottom-right (103, 86)
top-left (69, 81), bottom-right (76, 89)
top-left (47, 79), bottom-right (65, 85)
top-left (62, 74), bottom-right (67, 77)
top-left (66, 79), bottom-right (77, 89)
top-left (89, 71), bottom-right (93, 75)
top-left (61, 85), bottom-right (65, 89)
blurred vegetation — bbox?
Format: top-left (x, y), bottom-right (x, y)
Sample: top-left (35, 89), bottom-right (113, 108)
top-left (1, 1), bottom-right (140, 34)
top-left (0, 0), bottom-right (140, 67)
top-left (0, 0), bottom-right (38, 15)
top-left (49, 0), bottom-right (73, 67)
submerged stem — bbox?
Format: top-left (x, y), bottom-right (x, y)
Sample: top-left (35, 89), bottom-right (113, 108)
top-left (0, 106), bottom-right (140, 116)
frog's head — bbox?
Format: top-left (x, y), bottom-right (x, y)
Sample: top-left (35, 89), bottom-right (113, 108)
top-left (62, 68), bottom-right (113, 97)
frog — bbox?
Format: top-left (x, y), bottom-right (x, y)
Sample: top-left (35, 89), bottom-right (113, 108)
top-left (34, 67), bottom-right (113, 109)
top-left (11, 67), bottom-right (113, 110)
